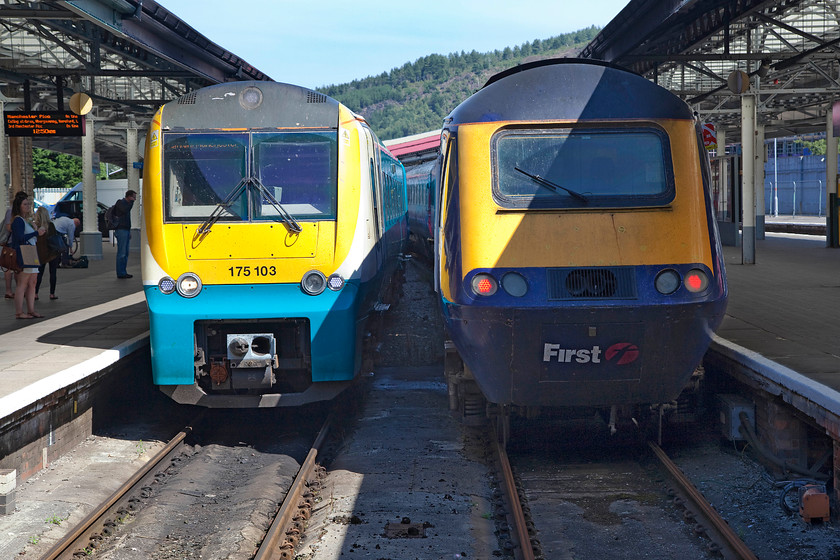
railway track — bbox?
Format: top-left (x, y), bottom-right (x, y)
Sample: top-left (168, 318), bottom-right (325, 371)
top-left (42, 418), bottom-right (201, 559)
top-left (41, 410), bottom-right (334, 560)
top-left (254, 414), bottom-right (332, 560)
top-left (491, 422), bottom-right (759, 560)
top-left (648, 441), bottom-right (758, 560)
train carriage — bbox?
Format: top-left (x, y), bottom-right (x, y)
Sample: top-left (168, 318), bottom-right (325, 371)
top-left (142, 81), bottom-right (406, 407)
top-left (437, 59), bottom-right (728, 430)
top-left (405, 159), bottom-right (438, 258)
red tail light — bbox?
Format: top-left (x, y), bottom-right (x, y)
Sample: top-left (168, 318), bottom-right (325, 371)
top-left (471, 273), bottom-right (498, 296)
top-left (684, 269), bottom-right (709, 293)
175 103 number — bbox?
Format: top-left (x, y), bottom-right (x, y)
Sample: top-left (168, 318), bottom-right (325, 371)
top-left (228, 265), bottom-right (277, 277)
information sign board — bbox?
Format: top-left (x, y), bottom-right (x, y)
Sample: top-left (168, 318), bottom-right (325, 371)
top-left (3, 111), bottom-right (85, 137)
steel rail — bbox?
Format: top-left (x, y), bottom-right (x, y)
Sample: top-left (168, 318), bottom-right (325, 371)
top-left (42, 418), bottom-right (201, 560)
top-left (494, 429), bottom-right (535, 560)
top-left (648, 441), bottom-right (758, 560)
top-left (254, 412), bottom-right (334, 560)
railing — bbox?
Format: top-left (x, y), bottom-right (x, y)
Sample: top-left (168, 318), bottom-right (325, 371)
top-left (765, 180), bottom-right (824, 217)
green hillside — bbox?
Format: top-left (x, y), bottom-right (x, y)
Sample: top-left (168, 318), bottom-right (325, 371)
top-left (319, 26), bottom-right (600, 141)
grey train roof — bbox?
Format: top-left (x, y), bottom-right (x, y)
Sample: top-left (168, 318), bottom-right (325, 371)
top-left (162, 81), bottom-right (340, 130)
top-left (446, 59), bottom-right (694, 125)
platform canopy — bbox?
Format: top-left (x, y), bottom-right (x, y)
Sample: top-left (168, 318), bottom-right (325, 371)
top-left (581, 0), bottom-right (840, 138)
top-left (383, 129), bottom-right (441, 165)
top-left (0, 0), bottom-right (271, 165)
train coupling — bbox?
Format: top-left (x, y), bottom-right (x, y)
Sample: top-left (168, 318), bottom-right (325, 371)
top-left (223, 333), bottom-right (277, 389)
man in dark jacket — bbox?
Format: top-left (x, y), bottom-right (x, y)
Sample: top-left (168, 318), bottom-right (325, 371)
top-left (114, 190), bottom-right (136, 279)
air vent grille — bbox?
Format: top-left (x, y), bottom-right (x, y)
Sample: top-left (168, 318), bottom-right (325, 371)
top-left (547, 267), bottom-right (636, 300)
top-left (177, 93), bottom-right (196, 105)
top-left (307, 92), bottom-right (327, 104)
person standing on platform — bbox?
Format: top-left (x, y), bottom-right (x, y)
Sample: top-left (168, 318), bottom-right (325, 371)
top-left (53, 215), bottom-right (79, 267)
top-left (33, 206), bottom-right (61, 301)
top-left (114, 189), bottom-right (136, 279)
top-left (10, 195), bottom-right (45, 319)
top-left (3, 191), bottom-right (27, 298)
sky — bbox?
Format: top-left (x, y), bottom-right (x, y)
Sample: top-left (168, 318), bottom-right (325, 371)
top-left (168, 1), bottom-right (630, 90)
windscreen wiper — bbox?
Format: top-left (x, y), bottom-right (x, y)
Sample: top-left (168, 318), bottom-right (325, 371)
top-left (195, 177), bottom-right (248, 242)
top-left (514, 166), bottom-right (588, 203)
top-left (251, 176), bottom-right (302, 234)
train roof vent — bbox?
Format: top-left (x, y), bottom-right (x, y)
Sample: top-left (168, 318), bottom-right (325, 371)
top-left (547, 267), bottom-right (637, 300)
top-left (307, 92), bottom-right (327, 104)
top-left (177, 92), bottom-right (196, 105)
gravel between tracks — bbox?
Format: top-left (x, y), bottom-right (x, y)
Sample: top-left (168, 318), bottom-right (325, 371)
top-left (672, 437), bottom-right (840, 559)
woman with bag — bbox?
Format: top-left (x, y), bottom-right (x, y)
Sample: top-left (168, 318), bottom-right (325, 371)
top-left (2, 191), bottom-right (27, 298)
top-left (10, 195), bottom-right (45, 319)
top-left (33, 206), bottom-right (61, 301)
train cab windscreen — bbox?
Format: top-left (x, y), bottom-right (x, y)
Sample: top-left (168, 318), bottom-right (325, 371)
top-left (253, 132), bottom-right (337, 220)
top-left (163, 131), bottom-right (337, 222)
top-left (492, 127), bottom-right (675, 209)
top-left (163, 133), bottom-right (248, 220)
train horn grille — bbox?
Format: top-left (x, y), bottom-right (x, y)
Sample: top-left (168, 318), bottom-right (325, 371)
top-left (177, 92), bottom-right (196, 105)
top-left (547, 267), bottom-right (637, 300)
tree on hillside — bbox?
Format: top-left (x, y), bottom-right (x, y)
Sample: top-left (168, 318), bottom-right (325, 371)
top-left (320, 26), bottom-right (602, 140)
top-left (32, 148), bottom-right (83, 190)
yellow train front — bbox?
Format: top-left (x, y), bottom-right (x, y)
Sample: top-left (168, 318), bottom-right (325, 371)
top-left (438, 60), bottom-right (727, 421)
top-left (142, 81), bottom-right (406, 407)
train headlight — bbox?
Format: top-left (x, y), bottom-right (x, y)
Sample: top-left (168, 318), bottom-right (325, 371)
top-left (327, 274), bottom-right (344, 291)
top-left (471, 273), bottom-right (498, 296)
top-left (654, 269), bottom-right (680, 295)
top-left (501, 272), bottom-right (528, 297)
top-left (239, 86), bottom-right (263, 110)
top-left (684, 269), bottom-right (710, 293)
top-left (158, 276), bottom-right (176, 295)
top-left (301, 270), bottom-right (327, 295)
top-left (176, 272), bottom-right (202, 298)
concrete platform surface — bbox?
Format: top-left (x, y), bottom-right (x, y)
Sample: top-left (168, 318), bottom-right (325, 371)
top-left (0, 241), bottom-right (147, 413)
top-left (717, 232), bottom-right (840, 392)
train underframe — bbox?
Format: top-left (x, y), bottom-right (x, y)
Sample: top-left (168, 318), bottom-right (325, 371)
top-left (444, 340), bottom-right (707, 446)
top-left (441, 296), bottom-right (724, 446)
top-left (159, 312), bottom-right (363, 408)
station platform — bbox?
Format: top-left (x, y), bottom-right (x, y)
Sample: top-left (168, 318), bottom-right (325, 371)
top-left (0, 241), bottom-right (146, 421)
top-left (763, 214), bottom-right (827, 236)
top-left (710, 223), bottom-right (840, 438)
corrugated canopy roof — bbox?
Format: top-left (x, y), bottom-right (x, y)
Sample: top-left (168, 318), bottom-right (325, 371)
top-left (0, 0), bottom-right (272, 166)
top-left (581, 0), bottom-right (840, 138)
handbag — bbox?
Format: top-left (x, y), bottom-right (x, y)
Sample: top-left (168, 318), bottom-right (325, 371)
top-left (19, 244), bottom-right (40, 267)
top-left (0, 244), bottom-right (20, 272)
top-left (47, 232), bottom-right (68, 252)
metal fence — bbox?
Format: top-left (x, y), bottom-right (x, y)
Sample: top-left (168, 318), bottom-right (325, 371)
top-left (765, 180), bottom-right (824, 217)
top-left (764, 154), bottom-right (833, 217)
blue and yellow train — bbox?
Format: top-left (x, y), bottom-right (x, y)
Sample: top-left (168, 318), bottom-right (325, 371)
top-left (436, 59), bottom-right (728, 433)
top-left (142, 81), bottom-right (407, 407)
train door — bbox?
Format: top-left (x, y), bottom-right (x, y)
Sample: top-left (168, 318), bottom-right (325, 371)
top-left (362, 126), bottom-right (384, 270)
top-left (435, 130), bottom-right (453, 295)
